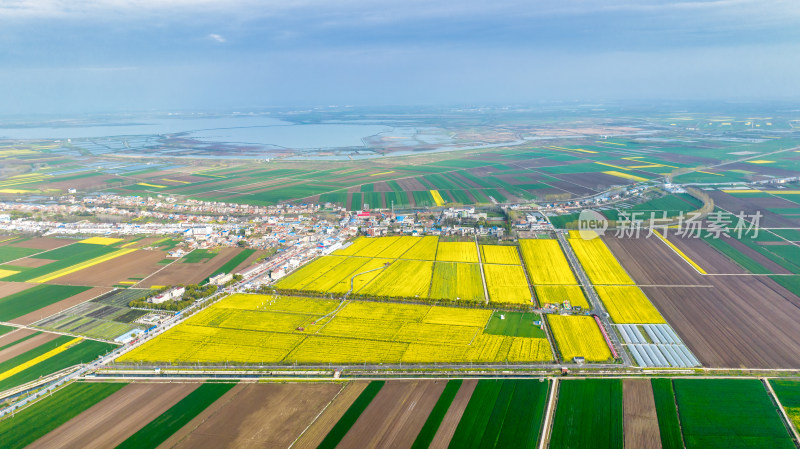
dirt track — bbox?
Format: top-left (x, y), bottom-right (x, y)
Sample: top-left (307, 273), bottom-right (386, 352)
top-left (429, 379), bottom-right (478, 449)
top-left (623, 379), bottom-right (661, 449)
top-left (292, 381), bottom-right (368, 449)
top-left (11, 287), bottom-right (111, 325)
top-left (28, 382), bottom-right (198, 449)
top-left (0, 331), bottom-right (61, 363)
top-left (337, 380), bottom-right (446, 449)
top-left (608, 235), bottom-right (800, 368)
top-left (167, 382), bottom-right (342, 449)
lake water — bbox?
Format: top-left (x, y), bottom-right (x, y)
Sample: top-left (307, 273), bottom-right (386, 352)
top-left (0, 116), bottom-right (394, 149)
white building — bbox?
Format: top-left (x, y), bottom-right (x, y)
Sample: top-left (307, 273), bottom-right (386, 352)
top-left (150, 286), bottom-right (186, 304)
top-left (209, 272), bottom-right (233, 285)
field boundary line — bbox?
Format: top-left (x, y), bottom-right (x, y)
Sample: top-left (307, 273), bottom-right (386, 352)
top-left (764, 377), bottom-right (800, 448)
top-left (652, 231), bottom-right (707, 275)
top-left (538, 378), bottom-right (558, 449)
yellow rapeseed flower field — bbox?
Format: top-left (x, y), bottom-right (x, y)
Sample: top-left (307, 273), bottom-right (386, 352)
top-left (352, 236), bottom-right (401, 257)
top-left (480, 245), bottom-right (521, 264)
top-left (79, 236), bottom-right (123, 245)
top-left (332, 236), bottom-right (375, 256)
top-left (429, 262), bottom-right (484, 302)
top-left (400, 236), bottom-right (439, 260)
top-left (568, 236), bottom-right (635, 285)
top-left (273, 255), bottom-right (348, 290)
top-left (117, 293), bottom-right (553, 365)
top-left (547, 315), bottom-right (612, 362)
top-left (359, 259), bottom-right (433, 298)
top-left (519, 239), bottom-right (578, 284)
top-left (484, 264), bottom-right (531, 304)
top-left (431, 189), bottom-right (446, 206)
top-left (594, 286), bottom-right (666, 324)
top-left (535, 285), bottom-right (590, 309)
top-left (436, 241), bottom-right (479, 263)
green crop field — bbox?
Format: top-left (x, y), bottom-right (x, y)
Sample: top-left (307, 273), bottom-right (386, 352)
top-left (318, 381), bottom-right (385, 449)
top-left (2, 243), bottom-right (118, 282)
top-left (674, 379), bottom-right (794, 449)
top-left (769, 379), bottom-right (800, 432)
top-left (411, 379), bottom-right (463, 449)
top-left (0, 382), bottom-right (127, 449)
top-left (0, 339), bottom-right (117, 392)
top-left (0, 284), bottom-right (91, 321)
top-left (485, 311), bottom-right (546, 338)
top-left (181, 248), bottom-right (218, 263)
top-left (651, 379), bottom-right (684, 449)
top-left (449, 379), bottom-right (549, 449)
top-left (0, 325), bottom-right (12, 336)
top-left (550, 379), bottom-right (623, 449)
top-left (0, 245), bottom-right (39, 264)
top-left (117, 382), bottom-right (237, 449)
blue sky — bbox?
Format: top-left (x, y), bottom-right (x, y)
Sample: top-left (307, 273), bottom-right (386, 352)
top-left (1, 0), bottom-right (799, 114)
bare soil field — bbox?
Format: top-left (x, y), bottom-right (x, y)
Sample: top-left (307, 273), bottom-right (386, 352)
top-left (609, 235), bottom-right (800, 368)
top-left (167, 382), bottom-right (342, 449)
top-left (429, 379), bottom-right (478, 449)
top-left (45, 174), bottom-right (116, 191)
top-left (49, 249), bottom-right (167, 287)
top-left (708, 190), bottom-right (800, 228)
top-left (293, 382), bottom-right (369, 449)
top-left (623, 379), bottom-right (661, 449)
top-left (141, 247), bottom-right (240, 287)
top-left (156, 384), bottom-right (246, 449)
top-left (337, 380), bottom-right (447, 449)
top-left (0, 327), bottom-right (36, 348)
top-left (11, 238), bottom-right (75, 250)
top-left (0, 331), bottom-right (61, 363)
top-left (11, 287), bottom-right (111, 325)
top-left (6, 257), bottom-right (55, 267)
top-left (28, 382), bottom-right (198, 449)
top-left (0, 281), bottom-right (35, 299)
top-left (396, 178), bottom-right (427, 192)
top-left (545, 179), bottom-right (598, 196)
top-left (660, 235), bottom-right (747, 276)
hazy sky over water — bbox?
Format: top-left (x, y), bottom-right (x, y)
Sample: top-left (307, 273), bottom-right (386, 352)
top-left (1, 0), bottom-right (799, 114)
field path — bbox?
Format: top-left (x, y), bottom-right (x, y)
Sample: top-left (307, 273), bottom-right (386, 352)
top-left (28, 382), bottom-right (198, 449)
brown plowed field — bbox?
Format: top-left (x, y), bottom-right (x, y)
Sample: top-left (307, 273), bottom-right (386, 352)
top-left (0, 331), bottom-right (61, 363)
top-left (141, 248), bottom-right (240, 287)
top-left (0, 327), bottom-right (36, 347)
top-left (708, 190), bottom-right (800, 227)
top-left (11, 286), bottom-right (111, 325)
top-left (660, 235), bottom-right (746, 275)
top-left (0, 281), bottom-right (34, 298)
top-left (337, 380), bottom-right (447, 449)
top-left (6, 257), bottom-right (55, 267)
top-left (47, 249), bottom-right (167, 287)
top-left (166, 382), bottom-right (342, 449)
top-left (429, 379), bottom-right (478, 449)
top-left (230, 250), bottom-right (264, 274)
top-left (608, 235), bottom-right (800, 368)
top-left (156, 384), bottom-right (246, 449)
top-left (292, 381), bottom-right (368, 449)
top-left (11, 238), bottom-right (75, 250)
top-left (623, 379), bottom-right (661, 449)
top-left (28, 382), bottom-right (198, 449)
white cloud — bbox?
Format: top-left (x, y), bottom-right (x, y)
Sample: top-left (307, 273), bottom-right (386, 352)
top-left (208, 33), bottom-right (226, 43)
